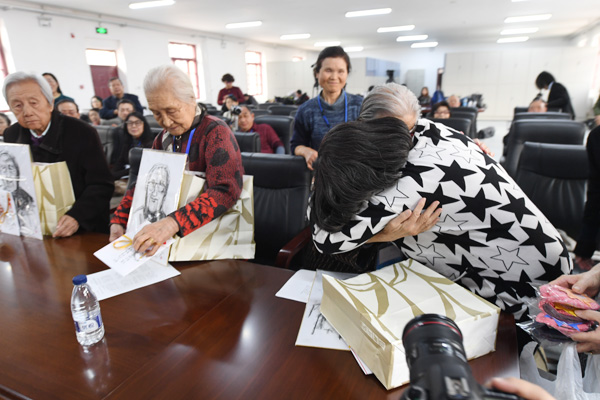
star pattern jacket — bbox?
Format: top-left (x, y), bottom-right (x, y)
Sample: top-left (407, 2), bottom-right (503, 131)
top-left (313, 119), bottom-right (571, 319)
top-left (111, 112), bottom-right (243, 237)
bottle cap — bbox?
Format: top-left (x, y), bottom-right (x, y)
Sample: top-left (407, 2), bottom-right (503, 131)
top-left (72, 275), bottom-right (88, 285)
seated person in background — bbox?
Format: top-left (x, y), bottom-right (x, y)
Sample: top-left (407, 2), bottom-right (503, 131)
top-left (217, 74), bottom-right (244, 110)
top-left (0, 112), bottom-right (12, 137)
top-left (91, 95), bottom-right (103, 110)
top-left (243, 93), bottom-right (258, 106)
top-left (110, 112), bottom-right (155, 180)
top-left (237, 106), bottom-right (284, 154)
top-left (100, 77), bottom-right (143, 120)
top-left (88, 108), bottom-right (101, 126)
top-left (447, 94), bottom-right (461, 108)
top-left (294, 89), bottom-right (309, 105)
top-left (223, 95), bottom-right (240, 131)
top-left (42, 72), bottom-right (74, 105)
top-left (551, 263), bottom-right (600, 354)
top-left (528, 99), bottom-right (547, 113)
top-left (3, 72), bottom-right (114, 237)
top-left (312, 83), bottom-right (571, 319)
top-left (535, 71), bottom-right (575, 119)
top-left (418, 86), bottom-right (431, 106)
top-left (110, 65), bottom-right (243, 256)
top-left (104, 99), bottom-right (135, 127)
top-left (432, 100), bottom-right (451, 118)
top-left (56, 99), bottom-right (80, 119)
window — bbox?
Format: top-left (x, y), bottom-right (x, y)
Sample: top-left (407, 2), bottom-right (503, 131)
top-left (169, 42), bottom-right (200, 99)
top-left (245, 51), bottom-right (263, 96)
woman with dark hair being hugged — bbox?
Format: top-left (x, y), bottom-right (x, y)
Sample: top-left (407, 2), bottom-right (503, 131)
top-left (111, 112), bottom-right (155, 179)
top-left (535, 71), bottom-right (575, 119)
top-left (291, 46), bottom-right (363, 170)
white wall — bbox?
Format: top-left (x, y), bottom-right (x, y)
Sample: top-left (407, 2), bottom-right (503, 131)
top-left (0, 8), bottom-right (313, 109)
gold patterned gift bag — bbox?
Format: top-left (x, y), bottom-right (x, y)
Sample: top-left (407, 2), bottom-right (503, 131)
top-left (32, 162), bottom-right (75, 236)
top-left (321, 260), bottom-right (500, 390)
top-left (168, 172), bottom-right (255, 261)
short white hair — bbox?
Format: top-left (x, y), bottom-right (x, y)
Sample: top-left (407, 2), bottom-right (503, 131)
top-left (144, 65), bottom-right (195, 104)
top-left (2, 72), bottom-right (53, 105)
top-left (359, 83), bottom-right (420, 121)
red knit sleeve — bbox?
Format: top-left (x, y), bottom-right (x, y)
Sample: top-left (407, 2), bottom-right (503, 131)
top-left (170, 126), bottom-right (243, 236)
top-left (110, 188), bottom-right (134, 227)
top-left (217, 88), bottom-right (226, 105)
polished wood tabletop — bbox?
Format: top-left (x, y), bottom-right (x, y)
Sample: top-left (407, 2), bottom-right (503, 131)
top-left (0, 233), bottom-right (519, 400)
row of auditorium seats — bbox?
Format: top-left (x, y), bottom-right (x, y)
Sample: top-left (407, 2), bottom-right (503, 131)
top-left (127, 147), bottom-right (312, 268)
top-left (427, 106), bottom-right (479, 138)
top-left (502, 110), bottom-right (588, 238)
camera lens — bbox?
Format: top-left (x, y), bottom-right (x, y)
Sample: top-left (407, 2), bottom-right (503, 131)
top-left (402, 314), bottom-right (467, 377)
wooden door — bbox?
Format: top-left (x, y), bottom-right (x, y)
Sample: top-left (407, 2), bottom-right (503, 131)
top-left (90, 65), bottom-right (118, 100)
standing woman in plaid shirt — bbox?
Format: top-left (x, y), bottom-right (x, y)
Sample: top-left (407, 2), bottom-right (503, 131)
top-left (110, 65), bottom-right (243, 255)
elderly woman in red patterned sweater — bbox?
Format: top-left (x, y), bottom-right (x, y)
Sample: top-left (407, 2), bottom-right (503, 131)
top-left (110, 65), bottom-right (243, 256)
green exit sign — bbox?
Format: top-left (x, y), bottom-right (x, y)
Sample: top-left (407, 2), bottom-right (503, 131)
top-left (96, 27), bottom-right (108, 34)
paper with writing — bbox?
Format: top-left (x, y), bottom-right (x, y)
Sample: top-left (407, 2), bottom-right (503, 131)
top-left (86, 260), bottom-right (180, 301)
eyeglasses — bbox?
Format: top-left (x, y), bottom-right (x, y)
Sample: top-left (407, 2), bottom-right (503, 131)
top-left (126, 120), bottom-right (143, 127)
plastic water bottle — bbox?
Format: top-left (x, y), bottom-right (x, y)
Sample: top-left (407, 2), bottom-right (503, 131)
top-left (71, 275), bottom-right (105, 346)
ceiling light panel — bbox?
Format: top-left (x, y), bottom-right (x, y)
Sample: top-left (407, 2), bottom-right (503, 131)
top-left (225, 21), bottom-right (262, 29)
top-left (280, 34), bottom-right (310, 40)
top-left (504, 14), bottom-right (551, 23)
top-left (396, 35), bottom-right (428, 42)
top-left (129, 0), bottom-right (175, 9)
top-left (411, 42), bottom-right (438, 48)
top-left (497, 36), bottom-right (529, 43)
top-left (377, 25), bottom-right (415, 33)
top-left (345, 8), bottom-right (392, 18)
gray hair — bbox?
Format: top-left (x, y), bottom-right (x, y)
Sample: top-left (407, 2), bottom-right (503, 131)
top-left (144, 65), bottom-right (195, 104)
top-left (2, 72), bottom-right (53, 105)
top-left (359, 83), bottom-right (420, 122)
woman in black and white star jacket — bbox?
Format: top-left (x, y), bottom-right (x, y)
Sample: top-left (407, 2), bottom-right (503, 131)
top-left (311, 83), bottom-right (571, 320)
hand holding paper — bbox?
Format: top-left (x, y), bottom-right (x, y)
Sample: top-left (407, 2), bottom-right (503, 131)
top-left (133, 216), bottom-right (179, 256)
top-left (94, 233), bottom-right (175, 276)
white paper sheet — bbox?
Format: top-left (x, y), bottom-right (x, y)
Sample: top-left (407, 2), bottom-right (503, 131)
top-left (0, 191), bottom-right (20, 236)
top-left (295, 270), bottom-right (356, 351)
top-left (351, 348), bottom-right (373, 375)
top-left (86, 260), bottom-right (180, 301)
top-left (94, 234), bottom-right (174, 276)
top-left (275, 269), bottom-right (316, 303)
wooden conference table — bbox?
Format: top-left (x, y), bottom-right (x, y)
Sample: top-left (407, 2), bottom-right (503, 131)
top-left (0, 233), bottom-right (519, 399)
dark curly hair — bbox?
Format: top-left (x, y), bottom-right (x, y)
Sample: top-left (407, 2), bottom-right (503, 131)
top-left (222, 73), bottom-right (235, 83)
top-left (311, 117), bottom-right (413, 232)
top-left (535, 71), bottom-right (555, 90)
top-left (313, 46), bottom-right (351, 76)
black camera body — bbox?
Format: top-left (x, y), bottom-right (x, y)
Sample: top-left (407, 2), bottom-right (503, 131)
top-left (401, 314), bottom-right (522, 400)
top-left (230, 105), bottom-right (242, 116)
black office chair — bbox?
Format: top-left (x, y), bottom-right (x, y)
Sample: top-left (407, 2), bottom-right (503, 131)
top-left (94, 125), bottom-right (120, 163)
top-left (449, 110), bottom-right (477, 138)
top-left (251, 109), bottom-right (271, 117)
top-left (268, 105), bottom-right (298, 116)
top-left (501, 119), bottom-right (586, 178)
top-left (145, 115), bottom-right (162, 128)
top-left (254, 115), bottom-right (294, 154)
top-left (290, 110), bottom-right (298, 119)
top-left (430, 117), bottom-right (473, 137)
top-left (150, 127), bottom-right (163, 138)
top-left (241, 153), bottom-right (311, 267)
top-left (126, 147), bottom-right (144, 191)
top-left (234, 132), bottom-right (261, 153)
top-left (513, 112), bottom-right (572, 121)
top-left (514, 106), bottom-right (529, 116)
top-left (515, 143), bottom-right (589, 239)
top-left (257, 103), bottom-right (280, 110)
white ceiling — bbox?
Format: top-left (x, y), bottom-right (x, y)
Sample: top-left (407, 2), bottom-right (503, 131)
top-left (14, 0), bottom-right (600, 50)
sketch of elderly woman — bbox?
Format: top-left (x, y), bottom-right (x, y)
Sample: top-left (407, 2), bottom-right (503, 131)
top-left (130, 164), bottom-right (169, 233)
top-left (0, 151), bottom-right (38, 235)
